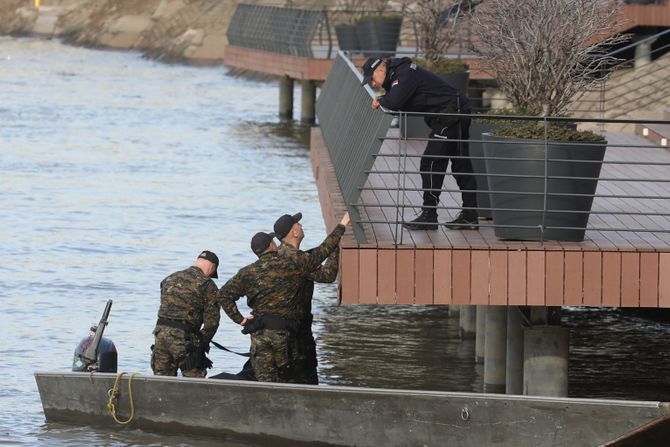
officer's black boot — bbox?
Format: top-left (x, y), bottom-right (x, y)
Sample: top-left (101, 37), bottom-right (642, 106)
top-left (444, 210), bottom-right (478, 230)
top-left (403, 209), bottom-right (438, 231)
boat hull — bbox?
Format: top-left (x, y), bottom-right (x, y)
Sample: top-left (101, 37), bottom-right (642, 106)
top-left (35, 372), bottom-right (670, 446)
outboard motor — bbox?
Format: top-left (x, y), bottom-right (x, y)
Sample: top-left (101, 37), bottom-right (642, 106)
top-left (72, 299), bottom-right (118, 373)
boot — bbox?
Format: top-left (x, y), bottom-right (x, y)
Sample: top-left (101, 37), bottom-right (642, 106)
top-left (403, 209), bottom-right (438, 231)
top-left (445, 210), bottom-right (478, 230)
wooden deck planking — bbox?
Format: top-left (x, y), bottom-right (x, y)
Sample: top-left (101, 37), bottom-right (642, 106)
top-left (490, 250), bottom-right (508, 305)
top-left (434, 250), bottom-right (453, 304)
top-left (660, 253), bottom-right (670, 308)
top-left (377, 249), bottom-right (397, 304)
top-left (564, 251), bottom-right (585, 306)
top-left (602, 252), bottom-right (622, 307)
top-left (311, 127), bottom-right (670, 307)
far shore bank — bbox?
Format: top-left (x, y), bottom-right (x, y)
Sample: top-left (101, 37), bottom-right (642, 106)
top-left (0, 0), bottom-right (288, 71)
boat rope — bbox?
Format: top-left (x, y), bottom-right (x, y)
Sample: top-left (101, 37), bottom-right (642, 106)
top-left (210, 340), bottom-right (251, 357)
top-left (107, 372), bottom-right (140, 425)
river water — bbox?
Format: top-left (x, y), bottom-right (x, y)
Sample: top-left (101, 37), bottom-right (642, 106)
top-left (1, 37), bottom-right (669, 446)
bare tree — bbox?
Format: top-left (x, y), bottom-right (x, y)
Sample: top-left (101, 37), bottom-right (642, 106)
top-left (407, 0), bottom-right (479, 68)
top-left (472, 0), bottom-right (629, 116)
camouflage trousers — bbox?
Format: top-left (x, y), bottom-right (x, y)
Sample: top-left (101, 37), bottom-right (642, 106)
top-left (151, 326), bottom-right (206, 378)
top-left (291, 326), bottom-right (318, 385)
top-left (250, 329), bottom-right (297, 382)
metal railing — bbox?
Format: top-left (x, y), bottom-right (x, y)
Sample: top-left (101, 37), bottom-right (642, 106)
top-left (316, 53), bottom-right (670, 245)
top-left (226, 3), bottom-right (326, 58)
top-left (570, 28), bottom-right (670, 119)
top-left (316, 54), bottom-right (393, 242)
top-left (226, 3), bottom-right (476, 61)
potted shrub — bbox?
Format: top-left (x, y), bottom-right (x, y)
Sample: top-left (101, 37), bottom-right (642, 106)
top-left (407, 0), bottom-right (476, 89)
top-left (401, 1), bottom-right (476, 137)
top-left (472, 0), bottom-right (629, 241)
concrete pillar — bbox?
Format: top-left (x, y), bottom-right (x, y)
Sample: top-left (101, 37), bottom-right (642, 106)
top-left (484, 305), bottom-right (507, 393)
top-left (300, 80), bottom-right (316, 124)
top-left (475, 305), bottom-right (486, 364)
top-left (459, 305), bottom-right (476, 339)
top-left (523, 325), bottom-right (569, 397)
top-left (634, 41), bottom-right (654, 69)
top-left (529, 306), bottom-right (548, 324)
top-left (448, 305), bottom-right (460, 318)
top-left (279, 75), bottom-right (294, 120)
top-left (506, 306), bottom-right (524, 395)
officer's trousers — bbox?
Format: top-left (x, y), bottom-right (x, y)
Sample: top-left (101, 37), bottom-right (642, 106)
top-left (420, 116), bottom-right (477, 210)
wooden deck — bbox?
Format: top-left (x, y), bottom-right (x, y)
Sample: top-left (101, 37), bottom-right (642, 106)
top-left (311, 127), bottom-right (670, 307)
top-left (224, 45), bottom-right (491, 82)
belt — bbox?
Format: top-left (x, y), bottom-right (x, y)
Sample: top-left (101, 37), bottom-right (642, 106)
top-left (260, 314), bottom-right (299, 331)
top-left (156, 317), bottom-right (198, 334)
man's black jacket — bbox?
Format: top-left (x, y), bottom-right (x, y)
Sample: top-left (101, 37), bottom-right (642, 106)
top-left (376, 57), bottom-right (471, 119)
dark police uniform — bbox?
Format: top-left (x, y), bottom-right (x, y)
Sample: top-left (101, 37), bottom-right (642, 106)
top-left (377, 57), bottom-right (477, 216)
top-left (278, 244), bottom-right (339, 384)
top-left (218, 225), bottom-right (344, 382)
top-left (152, 265), bottom-right (220, 377)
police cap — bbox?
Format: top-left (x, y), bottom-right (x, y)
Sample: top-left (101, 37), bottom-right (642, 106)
top-left (361, 57), bottom-right (382, 86)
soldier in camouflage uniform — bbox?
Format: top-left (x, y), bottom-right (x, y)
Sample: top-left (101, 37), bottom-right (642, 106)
top-left (151, 250), bottom-right (220, 378)
top-left (274, 212), bottom-right (339, 385)
top-left (218, 213), bottom-right (349, 383)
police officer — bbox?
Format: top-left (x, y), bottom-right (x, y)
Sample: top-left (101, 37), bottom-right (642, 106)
top-left (362, 56), bottom-right (478, 230)
top-left (218, 213), bottom-right (349, 383)
top-left (151, 250), bottom-right (220, 377)
top-left (273, 212), bottom-right (340, 385)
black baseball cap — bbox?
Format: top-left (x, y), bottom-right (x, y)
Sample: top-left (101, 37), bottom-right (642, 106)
top-left (251, 232), bottom-right (276, 256)
top-left (273, 212), bottom-right (303, 240)
top-left (197, 250), bottom-right (219, 278)
top-left (361, 57), bottom-right (382, 85)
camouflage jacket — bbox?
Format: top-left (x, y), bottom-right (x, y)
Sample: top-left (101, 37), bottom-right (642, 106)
top-left (278, 242), bottom-right (340, 321)
top-left (219, 224), bottom-right (345, 324)
top-left (157, 265), bottom-right (220, 342)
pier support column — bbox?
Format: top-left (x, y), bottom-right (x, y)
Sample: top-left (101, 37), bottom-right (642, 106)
top-left (300, 80), bottom-right (316, 124)
top-left (448, 305), bottom-right (460, 318)
top-left (475, 305), bottom-right (486, 364)
top-left (279, 75), bottom-right (294, 120)
top-left (506, 306), bottom-right (524, 395)
top-left (523, 326), bottom-right (569, 397)
top-left (634, 40), bottom-right (655, 69)
top-left (459, 305), bottom-right (476, 339)
top-left (484, 305), bottom-right (507, 393)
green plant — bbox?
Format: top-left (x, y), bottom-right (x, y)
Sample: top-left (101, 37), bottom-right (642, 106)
top-left (494, 122), bottom-right (606, 141)
top-left (413, 57), bottom-right (467, 74)
top-left (358, 14), bottom-right (402, 21)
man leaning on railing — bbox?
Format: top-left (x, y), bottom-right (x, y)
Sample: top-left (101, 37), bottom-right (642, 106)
top-left (362, 56), bottom-right (478, 230)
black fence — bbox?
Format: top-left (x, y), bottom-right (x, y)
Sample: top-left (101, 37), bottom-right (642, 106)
top-left (226, 3), bottom-right (326, 58)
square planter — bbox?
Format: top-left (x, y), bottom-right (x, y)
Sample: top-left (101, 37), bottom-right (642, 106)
top-left (482, 133), bottom-right (607, 241)
top-left (355, 17), bottom-right (402, 58)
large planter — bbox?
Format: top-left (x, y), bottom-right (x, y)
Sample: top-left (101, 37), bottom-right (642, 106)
top-left (335, 24), bottom-right (360, 52)
top-left (468, 121), bottom-right (507, 219)
top-left (401, 71), bottom-right (469, 139)
top-left (482, 133), bottom-right (607, 241)
top-left (355, 17), bottom-right (402, 58)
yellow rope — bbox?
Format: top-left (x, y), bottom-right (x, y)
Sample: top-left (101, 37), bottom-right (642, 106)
top-left (107, 372), bottom-right (140, 425)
